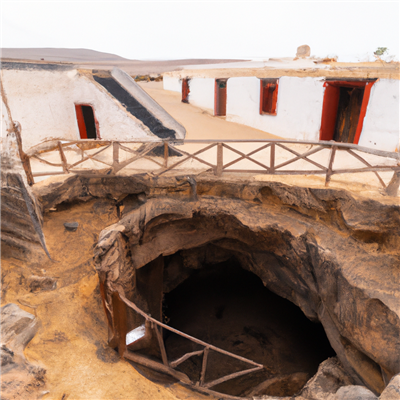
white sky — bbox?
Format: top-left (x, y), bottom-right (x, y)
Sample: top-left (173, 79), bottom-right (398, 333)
top-left (1, 1), bottom-right (399, 61)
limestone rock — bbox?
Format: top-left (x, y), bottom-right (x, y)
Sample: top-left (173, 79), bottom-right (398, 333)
top-left (335, 385), bottom-right (378, 399)
top-left (380, 374), bottom-right (400, 399)
top-left (27, 275), bottom-right (57, 292)
top-left (296, 45), bottom-right (311, 58)
top-left (1, 303), bottom-right (39, 353)
top-left (1, 130), bottom-right (50, 260)
top-left (299, 357), bottom-right (355, 399)
top-left (1, 303), bottom-right (46, 400)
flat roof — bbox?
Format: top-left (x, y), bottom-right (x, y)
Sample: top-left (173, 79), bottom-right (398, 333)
top-left (164, 58), bottom-right (400, 80)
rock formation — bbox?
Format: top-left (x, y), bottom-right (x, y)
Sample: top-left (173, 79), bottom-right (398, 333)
top-left (1, 125), bottom-right (50, 261)
top-left (1, 303), bottom-right (46, 400)
top-left (87, 174), bottom-right (400, 397)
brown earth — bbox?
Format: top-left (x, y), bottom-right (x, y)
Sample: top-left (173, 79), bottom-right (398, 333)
top-left (1, 197), bottom-right (216, 400)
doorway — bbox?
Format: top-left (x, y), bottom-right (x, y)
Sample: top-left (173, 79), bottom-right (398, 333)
top-left (75, 104), bottom-right (98, 139)
top-left (214, 79), bottom-right (228, 116)
top-left (182, 79), bottom-right (190, 103)
top-left (319, 80), bottom-right (375, 144)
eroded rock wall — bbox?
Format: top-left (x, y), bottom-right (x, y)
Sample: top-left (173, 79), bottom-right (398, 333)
top-left (87, 175), bottom-right (400, 395)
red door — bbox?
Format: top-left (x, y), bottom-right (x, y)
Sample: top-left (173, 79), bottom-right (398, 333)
top-left (214, 79), bottom-right (227, 116)
top-left (320, 80), bottom-right (375, 144)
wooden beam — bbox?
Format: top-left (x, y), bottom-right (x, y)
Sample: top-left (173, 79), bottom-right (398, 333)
top-left (170, 350), bottom-right (204, 368)
top-left (199, 347), bottom-right (209, 386)
top-left (222, 143), bottom-right (270, 172)
top-left (58, 141), bottom-right (69, 173)
top-left (216, 143), bottom-right (223, 176)
top-left (156, 143), bottom-right (217, 177)
top-left (119, 293), bottom-right (263, 369)
top-left (155, 325), bottom-right (169, 366)
top-left (222, 143), bottom-right (272, 171)
top-left (325, 146), bottom-right (337, 187)
top-left (112, 291), bottom-right (127, 358)
top-left (113, 141), bottom-right (119, 170)
top-left (203, 365), bottom-right (263, 389)
top-left (124, 350), bottom-right (192, 384)
top-left (163, 142), bottom-right (169, 168)
top-left (270, 143), bottom-right (275, 173)
top-left (346, 148), bottom-right (386, 188)
top-left (274, 144), bottom-right (327, 171)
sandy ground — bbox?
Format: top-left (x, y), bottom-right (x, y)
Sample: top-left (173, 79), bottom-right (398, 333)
top-left (138, 81), bottom-right (281, 141)
top-left (1, 199), bottom-right (216, 400)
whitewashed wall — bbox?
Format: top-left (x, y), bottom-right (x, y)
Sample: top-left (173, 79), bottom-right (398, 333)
top-left (188, 78), bottom-right (215, 112)
top-left (226, 76), bottom-right (325, 141)
top-left (358, 79), bottom-right (400, 152)
top-left (163, 76), bottom-right (182, 93)
top-left (2, 69), bottom-right (157, 151)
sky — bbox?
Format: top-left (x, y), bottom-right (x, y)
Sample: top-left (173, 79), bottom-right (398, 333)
top-left (1, 1), bottom-right (399, 62)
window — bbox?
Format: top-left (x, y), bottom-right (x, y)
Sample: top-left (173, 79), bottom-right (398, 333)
top-left (260, 79), bottom-right (279, 115)
top-left (75, 104), bottom-right (98, 139)
top-left (320, 80), bottom-right (375, 144)
top-left (182, 79), bottom-right (190, 103)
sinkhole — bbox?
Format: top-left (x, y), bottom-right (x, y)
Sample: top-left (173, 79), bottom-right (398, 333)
top-left (160, 256), bottom-right (335, 397)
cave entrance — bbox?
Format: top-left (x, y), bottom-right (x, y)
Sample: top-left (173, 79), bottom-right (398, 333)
top-left (163, 257), bottom-right (335, 397)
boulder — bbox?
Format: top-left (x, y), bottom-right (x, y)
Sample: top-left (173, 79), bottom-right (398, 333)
top-left (335, 385), bottom-right (378, 399)
top-left (1, 303), bottom-right (46, 400)
top-left (299, 357), bottom-right (355, 399)
top-left (296, 45), bottom-right (311, 58)
top-left (380, 374), bottom-right (400, 399)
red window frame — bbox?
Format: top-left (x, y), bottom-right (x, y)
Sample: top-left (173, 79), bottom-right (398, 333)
top-left (260, 79), bottom-right (279, 115)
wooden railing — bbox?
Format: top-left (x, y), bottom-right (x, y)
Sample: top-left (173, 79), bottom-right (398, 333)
top-left (111, 291), bottom-right (263, 396)
top-left (24, 139), bottom-right (400, 191)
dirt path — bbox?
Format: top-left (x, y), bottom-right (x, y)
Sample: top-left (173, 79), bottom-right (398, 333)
top-left (138, 81), bottom-right (281, 140)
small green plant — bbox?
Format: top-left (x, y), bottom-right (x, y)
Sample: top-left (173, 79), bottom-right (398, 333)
top-left (374, 47), bottom-right (388, 56)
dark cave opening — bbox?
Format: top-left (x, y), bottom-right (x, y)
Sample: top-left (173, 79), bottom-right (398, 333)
top-left (163, 257), bottom-right (336, 397)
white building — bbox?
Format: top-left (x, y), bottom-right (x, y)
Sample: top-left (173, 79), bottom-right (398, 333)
top-left (163, 58), bottom-right (399, 152)
top-left (1, 61), bottom-right (186, 152)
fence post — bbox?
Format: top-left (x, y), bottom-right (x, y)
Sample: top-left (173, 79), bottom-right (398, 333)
top-left (216, 143), bottom-right (223, 176)
top-left (270, 142), bottom-right (275, 173)
top-left (155, 325), bottom-right (169, 366)
top-left (163, 141), bottom-right (169, 168)
top-left (325, 146), bottom-right (337, 187)
top-left (113, 142), bottom-right (119, 173)
top-left (58, 141), bottom-right (68, 174)
top-left (383, 170), bottom-right (400, 196)
top-left (199, 347), bottom-right (209, 386)
top-left (112, 291), bottom-right (127, 358)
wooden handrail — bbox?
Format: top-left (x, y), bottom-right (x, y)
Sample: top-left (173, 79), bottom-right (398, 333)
top-left (25, 139), bottom-right (399, 191)
top-left (109, 291), bottom-right (264, 392)
top-left (117, 292), bottom-right (263, 369)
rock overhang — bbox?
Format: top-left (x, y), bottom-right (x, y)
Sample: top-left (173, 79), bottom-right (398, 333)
top-left (84, 175), bottom-right (400, 396)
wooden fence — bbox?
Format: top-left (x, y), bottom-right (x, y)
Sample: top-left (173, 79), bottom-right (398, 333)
top-left (24, 139), bottom-right (400, 191)
top-left (111, 291), bottom-right (263, 397)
